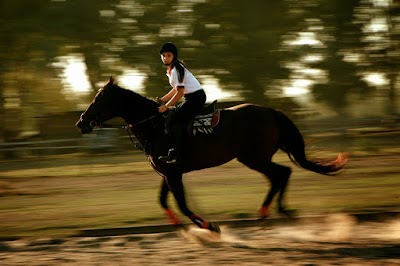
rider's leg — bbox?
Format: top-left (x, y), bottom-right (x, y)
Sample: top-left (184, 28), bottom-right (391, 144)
top-left (158, 124), bottom-right (184, 164)
top-left (159, 89), bottom-right (205, 164)
top-left (158, 111), bottom-right (178, 163)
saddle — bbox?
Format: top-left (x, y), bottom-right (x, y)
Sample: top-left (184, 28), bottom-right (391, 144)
top-left (189, 100), bottom-right (220, 136)
top-left (164, 100), bottom-right (221, 136)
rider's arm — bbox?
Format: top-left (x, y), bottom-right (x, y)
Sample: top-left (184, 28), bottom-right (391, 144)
top-left (160, 88), bottom-right (176, 103)
top-left (165, 86), bottom-right (184, 108)
top-left (158, 87), bottom-right (184, 113)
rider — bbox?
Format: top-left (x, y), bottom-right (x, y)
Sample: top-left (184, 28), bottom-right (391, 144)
top-left (157, 42), bottom-right (207, 164)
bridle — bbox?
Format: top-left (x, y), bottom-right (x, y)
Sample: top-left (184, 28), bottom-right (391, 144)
top-left (80, 94), bottom-right (165, 151)
top-left (95, 112), bottom-right (164, 151)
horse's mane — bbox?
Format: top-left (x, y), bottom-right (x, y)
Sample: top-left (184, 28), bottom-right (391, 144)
top-left (104, 84), bottom-right (160, 124)
top-left (109, 84), bottom-right (159, 109)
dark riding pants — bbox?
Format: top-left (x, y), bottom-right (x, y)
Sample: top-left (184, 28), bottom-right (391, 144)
top-left (175, 89), bottom-right (206, 123)
top-left (168, 89), bottom-right (206, 158)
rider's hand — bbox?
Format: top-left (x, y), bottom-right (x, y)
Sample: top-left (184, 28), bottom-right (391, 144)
top-left (155, 97), bottom-right (163, 104)
top-left (158, 105), bottom-right (168, 113)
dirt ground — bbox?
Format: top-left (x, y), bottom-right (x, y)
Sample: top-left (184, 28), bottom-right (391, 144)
top-left (1, 213), bottom-right (399, 266)
top-left (1, 153), bottom-right (399, 265)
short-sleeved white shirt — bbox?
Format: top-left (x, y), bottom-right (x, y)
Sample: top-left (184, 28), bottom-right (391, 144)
top-left (167, 64), bottom-right (202, 94)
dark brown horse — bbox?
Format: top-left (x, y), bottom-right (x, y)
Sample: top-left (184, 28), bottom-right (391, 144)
top-left (76, 78), bottom-right (347, 232)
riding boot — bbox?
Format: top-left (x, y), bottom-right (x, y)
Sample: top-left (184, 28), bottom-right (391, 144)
top-left (158, 125), bottom-right (184, 164)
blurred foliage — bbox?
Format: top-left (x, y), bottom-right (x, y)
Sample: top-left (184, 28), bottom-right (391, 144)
top-left (0, 0), bottom-right (398, 143)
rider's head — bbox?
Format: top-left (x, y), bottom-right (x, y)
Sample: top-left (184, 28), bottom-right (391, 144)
top-left (159, 42), bottom-right (185, 81)
top-left (160, 42), bottom-right (178, 58)
top-left (159, 42), bottom-right (178, 66)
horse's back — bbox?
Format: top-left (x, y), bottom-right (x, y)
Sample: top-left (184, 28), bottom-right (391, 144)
top-left (184, 103), bottom-right (282, 171)
top-left (218, 103), bottom-right (280, 140)
top-left (222, 103), bottom-right (278, 124)
top-left (213, 103), bottom-right (282, 159)
top-left (224, 103), bottom-right (260, 111)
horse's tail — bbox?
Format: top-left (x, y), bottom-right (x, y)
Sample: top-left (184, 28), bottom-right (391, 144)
top-left (274, 110), bottom-right (348, 175)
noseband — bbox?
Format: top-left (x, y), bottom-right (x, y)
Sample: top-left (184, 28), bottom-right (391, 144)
top-left (79, 113), bottom-right (99, 131)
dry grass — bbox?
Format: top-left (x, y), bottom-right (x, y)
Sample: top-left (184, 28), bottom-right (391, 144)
top-left (0, 150), bottom-right (399, 238)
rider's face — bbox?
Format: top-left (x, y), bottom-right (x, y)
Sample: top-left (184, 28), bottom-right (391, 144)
top-left (160, 52), bottom-right (174, 66)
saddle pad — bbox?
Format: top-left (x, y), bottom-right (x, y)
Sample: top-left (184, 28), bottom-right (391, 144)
top-left (191, 110), bottom-right (220, 136)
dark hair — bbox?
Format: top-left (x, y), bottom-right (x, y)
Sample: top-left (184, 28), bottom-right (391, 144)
top-left (160, 42), bottom-right (185, 83)
top-left (160, 42), bottom-right (178, 57)
top-left (172, 59), bottom-right (185, 83)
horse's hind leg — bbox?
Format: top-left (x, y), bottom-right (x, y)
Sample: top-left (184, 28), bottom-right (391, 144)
top-left (238, 158), bottom-right (292, 217)
top-left (264, 162), bottom-right (294, 217)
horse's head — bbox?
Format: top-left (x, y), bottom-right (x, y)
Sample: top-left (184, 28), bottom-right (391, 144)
top-left (76, 77), bottom-right (117, 134)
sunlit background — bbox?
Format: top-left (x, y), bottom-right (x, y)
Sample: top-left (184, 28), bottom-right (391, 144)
top-left (0, 0), bottom-right (398, 148)
top-left (0, 0), bottom-right (399, 241)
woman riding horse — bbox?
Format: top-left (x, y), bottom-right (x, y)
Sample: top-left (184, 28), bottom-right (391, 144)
top-left (76, 77), bottom-right (347, 233)
top-left (157, 42), bottom-right (207, 164)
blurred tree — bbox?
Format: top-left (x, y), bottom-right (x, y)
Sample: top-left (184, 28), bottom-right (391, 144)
top-left (352, 0), bottom-right (400, 116)
top-left (0, 0), bottom-right (52, 142)
top-left (0, 0), bottom-right (117, 142)
top-left (192, 0), bottom-right (293, 105)
top-left (313, 0), bottom-right (366, 113)
top-left (0, 0), bottom-right (397, 146)
top-left (42, 0), bottom-right (119, 90)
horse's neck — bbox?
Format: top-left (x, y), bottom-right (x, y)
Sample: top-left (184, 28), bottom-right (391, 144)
top-left (121, 92), bottom-right (159, 125)
top-left (124, 108), bottom-right (158, 125)
top-left (107, 86), bottom-right (165, 155)
top-left (129, 112), bottom-right (165, 155)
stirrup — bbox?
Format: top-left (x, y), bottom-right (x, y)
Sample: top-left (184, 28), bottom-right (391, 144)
top-left (158, 148), bottom-right (177, 164)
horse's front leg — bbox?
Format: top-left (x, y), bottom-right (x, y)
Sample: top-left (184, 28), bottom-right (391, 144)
top-left (166, 173), bottom-right (219, 232)
top-left (159, 177), bottom-right (180, 225)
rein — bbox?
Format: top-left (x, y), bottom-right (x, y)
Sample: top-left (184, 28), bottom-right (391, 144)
top-left (134, 113), bottom-right (162, 127)
top-left (98, 112), bottom-right (163, 151)
top-left (96, 123), bottom-right (142, 150)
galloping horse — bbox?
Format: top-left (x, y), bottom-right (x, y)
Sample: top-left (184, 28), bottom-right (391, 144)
top-left (76, 77), bottom-right (347, 232)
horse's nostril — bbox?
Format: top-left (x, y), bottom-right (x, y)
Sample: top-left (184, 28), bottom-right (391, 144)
top-left (76, 120), bottom-right (83, 128)
top-left (89, 120), bottom-right (97, 128)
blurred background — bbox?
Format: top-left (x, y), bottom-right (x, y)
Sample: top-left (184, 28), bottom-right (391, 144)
top-left (0, 0), bottom-right (399, 156)
top-left (0, 0), bottom-right (399, 236)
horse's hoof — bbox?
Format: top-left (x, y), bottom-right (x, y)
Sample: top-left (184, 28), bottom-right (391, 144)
top-left (164, 209), bottom-right (181, 225)
top-left (258, 206), bottom-right (270, 219)
top-left (278, 208), bottom-right (297, 218)
top-left (208, 222), bottom-right (221, 233)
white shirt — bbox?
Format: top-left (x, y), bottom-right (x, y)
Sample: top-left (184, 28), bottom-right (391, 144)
top-left (167, 65), bottom-right (202, 94)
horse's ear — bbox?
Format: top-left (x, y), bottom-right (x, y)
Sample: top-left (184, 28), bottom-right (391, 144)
top-left (102, 76), bottom-right (114, 90)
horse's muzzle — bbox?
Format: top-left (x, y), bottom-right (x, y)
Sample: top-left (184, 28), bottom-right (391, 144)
top-left (76, 119), bottom-right (93, 134)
